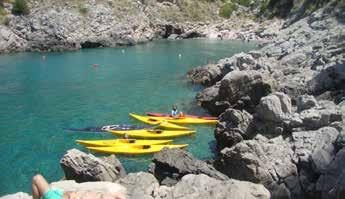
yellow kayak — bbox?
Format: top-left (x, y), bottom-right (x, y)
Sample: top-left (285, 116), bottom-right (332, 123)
top-left (107, 129), bottom-right (195, 139)
top-left (130, 113), bottom-right (189, 130)
top-left (87, 144), bottom-right (188, 155)
top-left (130, 113), bottom-right (218, 125)
top-left (76, 139), bottom-right (173, 147)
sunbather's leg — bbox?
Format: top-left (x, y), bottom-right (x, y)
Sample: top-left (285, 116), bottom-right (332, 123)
top-left (32, 174), bottom-right (50, 199)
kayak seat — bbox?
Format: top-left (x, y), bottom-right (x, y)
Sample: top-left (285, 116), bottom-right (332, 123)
top-left (143, 145), bottom-right (151, 149)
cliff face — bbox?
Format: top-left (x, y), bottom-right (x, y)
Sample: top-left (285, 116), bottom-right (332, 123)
top-left (0, 0), bottom-right (222, 53)
top-left (187, 1), bottom-right (345, 198)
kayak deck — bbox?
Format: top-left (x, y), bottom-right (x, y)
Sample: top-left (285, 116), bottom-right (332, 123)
top-left (76, 139), bottom-right (173, 147)
top-left (87, 144), bottom-right (188, 155)
top-left (107, 129), bottom-right (195, 139)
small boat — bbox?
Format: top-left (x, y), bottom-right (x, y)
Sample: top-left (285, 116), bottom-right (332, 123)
top-left (146, 112), bottom-right (217, 120)
top-left (87, 144), bottom-right (188, 155)
top-left (129, 113), bottom-right (189, 130)
top-left (76, 139), bottom-right (173, 147)
top-left (130, 113), bottom-right (218, 125)
top-left (107, 129), bottom-right (195, 139)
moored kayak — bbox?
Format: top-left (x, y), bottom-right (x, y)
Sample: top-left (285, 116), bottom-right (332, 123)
top-left (130, 113), bottom-right (218, 125)
top-left (87, 144), bottom-right (188, 155)
top-left (107, 129), bottom-right (195, 139)
top-left (129, 113), bottom-right (189, 130)
top-left (146, 112), bottom-right (217, 120)
top-left (76, 139), bottom-right (173, 147)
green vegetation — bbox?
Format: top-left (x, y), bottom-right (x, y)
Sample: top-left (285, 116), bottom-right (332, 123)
top-left (78, 4), bottom-right (88, 15)
top-left (259, 0), bottom-right (270, 14)
top-left (232, 0), bottom-right (251, 7)
top-left (219, 2), bottom-right (238, 18)
top-left (12, 0), bottom-right (29, 15)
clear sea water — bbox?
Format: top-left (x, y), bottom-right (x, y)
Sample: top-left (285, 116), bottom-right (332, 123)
top-left (0, 39), bottom-right (257, 195)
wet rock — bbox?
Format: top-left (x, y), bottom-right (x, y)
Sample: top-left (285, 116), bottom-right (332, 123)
top-left (118, 172), bottom-right (158, 199)
top-left (154, 174), bottom-right (270, 199)
top-left (214, 108), bottom-right (255, 150)
top-left (60, 149), bottom-right (122, 182)
top-left (149, 148), bottom-right (228, 186)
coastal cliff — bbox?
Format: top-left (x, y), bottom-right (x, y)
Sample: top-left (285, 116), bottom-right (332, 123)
top-left (187, 0), bottom-right (345, 198)
top-left (0, 0), bottom-right (283, 53)
top-left (1, 0), bottom-right (345, 199)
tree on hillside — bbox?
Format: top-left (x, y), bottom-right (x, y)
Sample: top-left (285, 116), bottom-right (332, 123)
top-left (12, 0), bottom-right (30, 15)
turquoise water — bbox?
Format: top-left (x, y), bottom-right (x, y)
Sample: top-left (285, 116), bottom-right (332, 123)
top-left (0, 39), bottom-right (256, 195)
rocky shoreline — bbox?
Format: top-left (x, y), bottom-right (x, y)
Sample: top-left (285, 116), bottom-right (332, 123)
top-left (0, 0), bottom-right (279, 54)
top-left (1, 0), bottom-right (345, 199)
top-left (186, 1), bottom-right (345, 198)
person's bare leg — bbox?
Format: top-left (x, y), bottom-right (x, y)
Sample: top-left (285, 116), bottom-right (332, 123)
top-left (32, 174), bottom-right (50, 199)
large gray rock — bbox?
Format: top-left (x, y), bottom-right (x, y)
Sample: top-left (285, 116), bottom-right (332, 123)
top-left (316, 148), bottom-right (345, 199)
top-left (214, 108), bottom-right (255, 150)
top-left (0, 26), bottom-right (27, 53)
top-left (296, 95), bottom-right (318, 112)
top-left (0, 193), bottom-right (31, 199)
top-left (51, 180), bottom-right (126, 195)
top-left (215, 135), bottom-right (297, 198)
top-left (118, 172), bottom-right (159, 199)
top-left (292, 127), bottom-right (339, 172)
top-left (149, 148), bottom-right (228, 186)
top-left (60, 149), bottom-right (123, 182)
top-left (256, 92), bottom-right (292, 123)
top-left (292, 127), bottom-right (340, 197)
top-left (196, 70), bottom-right (274, 115)
top-left (299, 101), bottom-right (343, 130)
top-left (217, 70), bottom-right (274, 113)
top-left (154, 174), bottom-right (270, 199)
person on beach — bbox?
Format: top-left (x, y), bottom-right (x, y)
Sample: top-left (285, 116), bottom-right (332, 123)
top-left (32, 174), bottom-right (125, 199)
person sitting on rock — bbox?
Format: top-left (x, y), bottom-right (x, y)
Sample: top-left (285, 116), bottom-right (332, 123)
top-left (32, 174), bottom-right (125, 199)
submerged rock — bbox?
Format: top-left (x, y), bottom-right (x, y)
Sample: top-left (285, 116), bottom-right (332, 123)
top-left (149, 148), bottom-right (228, 186)
top-left (60, 149), bottom-right (123, 182)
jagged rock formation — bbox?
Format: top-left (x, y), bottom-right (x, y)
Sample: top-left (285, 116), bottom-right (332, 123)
top-left (154, 174), bottom-right (271, 199)
top-left (60, 148), bottom-right (125, 182)
top-left (187, 1), bottom-right (345, 198)
top-left (149, 148), bottom-right (229, 186)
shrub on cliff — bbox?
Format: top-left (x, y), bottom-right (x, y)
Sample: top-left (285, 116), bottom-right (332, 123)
top-left (12, 0), bottom-right (30, 15)
top-left (219, 2), bottom-right (238, 18)
top-left (78, 4), bottom-right (88, 15)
